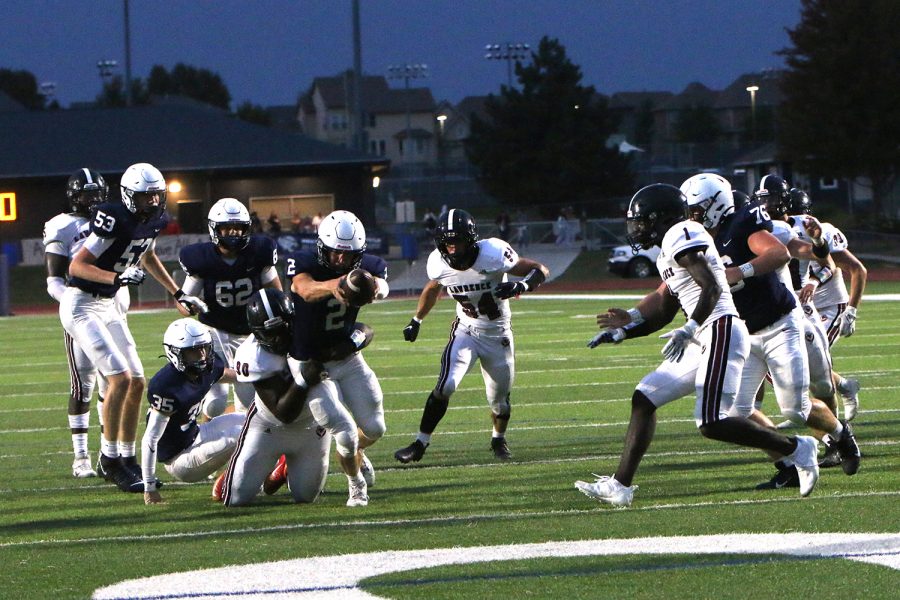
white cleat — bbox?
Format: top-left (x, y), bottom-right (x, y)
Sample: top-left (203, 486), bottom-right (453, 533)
top-left (360, 452), bottom-right (375, 488)
top-left (840, 378), bottom-right (860, 421)
top-left (72, 455), bottom-right (97, 478)
top-left (574, 475), bottom-right (636, 507)
top-left (347, 478), bottom-right (369, 507)
top-left (775, 420), bottom-right (798, 430)
top-left (789, 436), bottom-right (820, 497)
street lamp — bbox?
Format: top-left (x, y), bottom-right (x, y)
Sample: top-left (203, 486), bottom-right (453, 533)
top-left (746, 85), bottom-right (759, 142)
top-left (387, 63), bottom-right (429, 162)
top-left (484, 42), bottom-right (530, 88)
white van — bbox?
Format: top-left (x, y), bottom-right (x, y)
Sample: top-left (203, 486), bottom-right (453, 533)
top-left (607, 244), bottom-right (660, 279)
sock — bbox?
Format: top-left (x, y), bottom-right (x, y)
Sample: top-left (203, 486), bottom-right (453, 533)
top-left (830, 421), bottom-right (844, 439)
top-left (69, 413), bottom-right (90, 457)
top-left (101, 437), bottom-right (118, 459)
top-left (118, 441), bottom-right (136, 459)
top-left (836, 378), bottom-right (849, 394)
top-left (348, 472), bottom-right (366, 486)
top-left (492, 428), bottom-right (504, 439)
top-left (775, 459), bottom-right (793, 469)
top-left (419, 392), bottom-right (449, 434)
top-left (416, 432), bottom-right (432, 446)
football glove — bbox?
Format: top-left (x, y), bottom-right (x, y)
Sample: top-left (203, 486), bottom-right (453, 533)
top-left (403, 318), bottom-right (421, 342)
top-left (116, 266), bottom-right (146, 286)
top-left (494, 280), bottom-right (527, 300)
top-left (838, 306), bottom-right (857, 337)
top-left (587, 328), bottom-right (625, 348)
top-left (173, 289), bottom-right (208, 315)
top-left (660, 320), bottom-right (700, 362)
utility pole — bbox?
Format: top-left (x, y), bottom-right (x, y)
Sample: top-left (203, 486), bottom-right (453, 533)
top-left (351, 0), bottom-right (365, 153)
top-left (387, 64), bottom-right (428, 163)
top-left (123, 0), bottom-right (133, 105)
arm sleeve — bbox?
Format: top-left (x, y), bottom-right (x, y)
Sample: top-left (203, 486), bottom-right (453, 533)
top-left (260, 266), bottom-right (279, 285)
top-left (181, 274), bottom-right (204, 296)
top-left (46, 277), bottom-right (67, 302)
top-left (83, 234), bottom-right (115, 257)
top-left (141, 410), bottom-right (170, 491)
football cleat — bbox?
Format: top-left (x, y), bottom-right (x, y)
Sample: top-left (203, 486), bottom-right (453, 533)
top-left (347, 478), bottom-right (369, 507)
top-left (788, 436), bottom-right (820, 497)
top-left (97, 454), bottom-right (114, 482)
top-left (360, 452), bottom-right (375, 488)
top-left (212, 471), bottom-right (227, 503)
top-left (72, 455), bottom-right (97, 478)
top-left (394, 440), bottom-right (428, 464)
top-left (755, 465), bottom-right (800, 490)
top-left (491, 437), bottom-right (512, 460)
top-left (263, 455), bottom-right (288, 495)
top-left (121, 456), bottom-right (163, 490)
top-left (839, 378), bottom-right (860, 421)
top-left (100, 457), bottom-right (144, 493)
top-left (818, 439), bottom-right (842, 469)
top-left (775, 419), bottom-right (798, 430)
top-left (834, 421), bottom-right (861, 476)
top-left (575, 475), bottom-right (636, 507)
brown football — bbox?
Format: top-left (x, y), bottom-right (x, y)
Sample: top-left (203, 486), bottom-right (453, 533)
top-left (339, 268), bottom-right (377, 306)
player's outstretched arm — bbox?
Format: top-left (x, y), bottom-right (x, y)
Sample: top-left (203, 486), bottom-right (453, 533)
top-left (496, 258), bottom-right (549, 299)
top-left (69, 246), bottom-right (117, 285)
top-left (590, 282), bottom-right (679, 347)
top-left (291, 272), bottom-right (342, 303)
top-left (142, 409), bottom-right (170, 505)
top-left (725, 230), bottom-right (790, 285)
top-left (404, 281), bottom-right (443, 342)
top-left (833, 249), bottom-right (867, 308)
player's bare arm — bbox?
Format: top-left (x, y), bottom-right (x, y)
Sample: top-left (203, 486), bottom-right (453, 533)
top-left (402, 280), bottom-right (443, 342)
top-left (724, 229), bottom-right (790, 285)
top-left (832, 249), bottom-right (867, 308)
top-left (786, 238), bottom-right (835, 270)
top-left (677, 249), bottom-right (721, 325)
top-left (254, 366), bottom-right (323, 424)
top-left (69, 246), bottom-right (117, 285)
top-left (291, 271), bottom-right (344, 304)
top-left (140, 247), bottom-right (193, 316)
top-left (597, 282), bottom-right (680, 335)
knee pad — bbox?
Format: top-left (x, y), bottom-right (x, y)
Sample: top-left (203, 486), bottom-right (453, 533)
top-left (809, 379), bottom-right (835, 401)
top-left (490, 395), bottom-right (511, 419)
top-left (333, 427), bottom-right (359, 458)
top-left (780, 407), bottom-right (809, 426)
top-left (359, 415), bottom-right (386, 442)
top-left (202, 383), bottom-right (230, 419)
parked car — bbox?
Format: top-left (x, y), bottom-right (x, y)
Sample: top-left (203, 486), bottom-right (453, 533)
top-left (607, 244), bottom-right (660, 279)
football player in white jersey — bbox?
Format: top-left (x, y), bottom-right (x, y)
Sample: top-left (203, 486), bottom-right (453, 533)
top-left (395, 209), bottom-right (549, 463)
top-left (218, 289), bottom-right (368, 507)
top-left (43, 168), bottom-right (122, 478)
top-left (575, 184), bottom-right (821, 507)
top-left (788, 188), bottom-right (867, 421)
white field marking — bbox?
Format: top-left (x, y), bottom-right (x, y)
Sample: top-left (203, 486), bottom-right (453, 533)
top-left (92, 531), bottom-right (900, 599)
top-left (517, 293), bottom-right (900, 302)
top-left (5, 438), bottom-right (899, 495)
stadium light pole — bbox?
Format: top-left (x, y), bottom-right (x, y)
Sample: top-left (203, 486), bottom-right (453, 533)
top-left (746, 85), bottom-right (759, 143)
top-left (387, 63), bottom-right (428, 163)
top-left (484, 42), bottom-right (530, 88)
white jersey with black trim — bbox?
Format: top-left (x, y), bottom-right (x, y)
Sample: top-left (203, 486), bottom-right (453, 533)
top-left (427, 237), bottom-right (519, 333)
top-left (42, 213), bottom-right (90, 258)
top-left (233, 335), bottom-right (315, 427)
top-left (803, 221), bottom-right (850, 308)
top-left (770, 219), bottom-right (800, 294)
top-left (656, 219), bottom-right (737, 326)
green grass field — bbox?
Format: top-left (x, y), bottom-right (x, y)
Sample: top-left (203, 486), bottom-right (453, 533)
top-left (1, 289), bottom-right (898, 599)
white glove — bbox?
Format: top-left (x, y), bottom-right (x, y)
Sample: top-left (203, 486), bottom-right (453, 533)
top-left (838, 306), bottom-right (857, 337)
top-left (660, 319), bottom-right (700, 362)
top-left (174, 289), bottom-right (208, 315)
top-left (116, 266), bottom-right (146, 286)
top-left (587, 328), bottom-right (625, 348)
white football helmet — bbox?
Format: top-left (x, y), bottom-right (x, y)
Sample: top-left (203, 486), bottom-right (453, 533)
top-left (208, 198), bottom-right (252, 250)
top-left (163, 318), bottom-right (213, 376)
top-left (316, 210), bottom-right (366, 272)
top-left (680, 173), bottom-right (734, 229)
top-left (120, 162), bottom-right (167, 222)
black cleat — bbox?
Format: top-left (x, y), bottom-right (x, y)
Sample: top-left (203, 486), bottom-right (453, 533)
top-left (394, 440), bottom-right (428, 464)
top-left (755, 465), bottom-right (800, 490)
top-left (97, 455), bottom-right (114, 482)
top-left (491, 437), bottom-right (512, 460)
top-left (103, 457), bottom-right (144, 493)
top-left (834, 421), bottom-right (860, 475)
top-left (121, 456), bottom-right (163, 489)
top-left (818, 440), bottom-right (842, 469)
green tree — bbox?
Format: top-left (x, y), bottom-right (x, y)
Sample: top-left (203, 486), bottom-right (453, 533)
top-left (147, 63), bottom-right (231, 109)
top-left (96, 76), bottom-right (149, 107)
top-left (674, 104), bottom-right (720, 143)
top-left (778, 0), bottom-right (900, 217)
top-left (633, 99), bottom-right (655, 147)
top-left (236, 101), bottom-right (272, 126)
top-left (0, 68), bottom-right (44, 109)
top-left (464, 37), bottom-right (632, 213)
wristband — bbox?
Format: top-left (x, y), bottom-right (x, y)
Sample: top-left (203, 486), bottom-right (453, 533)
top-left (683, 319), bottom-right (700, 336)
top-left (812, 241), bottom-right (829, 259)
top-left (812, 266), bottom-right (832, 285)
top-left (738, 263), bottom-right (755, 280)
top-left (626, 307), bottom-right (645, 325)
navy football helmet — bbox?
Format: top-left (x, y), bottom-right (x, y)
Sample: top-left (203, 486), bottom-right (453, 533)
top-left (625, 184), bottom-right (689, 252)
top-left (752, 174), bottom-right (791, 217)
top-left (66, 168), bottom-right (108, 216)
top-left (435, 209), bottom-right (479, 270)
top-left (732, 190), bottom-right (751, 209)
top-left (246, 289), bottom-right (294, 355)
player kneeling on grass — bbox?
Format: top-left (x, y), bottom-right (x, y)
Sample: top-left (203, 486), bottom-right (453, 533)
top-left (142, 319), bottom-right (243, 505)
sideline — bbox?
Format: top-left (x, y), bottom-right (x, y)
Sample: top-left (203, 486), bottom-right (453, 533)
top-left (93, 532), bottom-right (900, 599)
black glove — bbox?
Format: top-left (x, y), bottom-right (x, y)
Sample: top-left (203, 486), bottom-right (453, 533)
top-left (173, 289), bottom-right (208, 315)
top-left (495, 281), bottom-right (526, 300)
top-left (403, 318), bottom-right (421, 342)
top-left (587, 328), bottom-right (625, 348)
top-left (116, 266), bottom-right (146, 286)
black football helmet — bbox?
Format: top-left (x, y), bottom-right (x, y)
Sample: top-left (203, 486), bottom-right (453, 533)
top-left (732, 190), bottom-right (751, 209)
top-left (788, 187), bottom-right (812, 215)
top-left (435, 209), bottom-right (479, 270)
top-left (625, 184), bottom-right (689, 252)
top-left (246, 289), bottom-right (294, 355)
top-left (66, 168), bottom-right (108, 216)
top-left (752, 174), bottom-right (791, 218)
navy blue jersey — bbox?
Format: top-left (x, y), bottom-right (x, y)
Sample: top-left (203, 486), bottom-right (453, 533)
top-left (179, 235), bottom-right (278, 335)
top-left (68, 201), bottom-right (168, 297)
top-left (146, 356), bottom-right (226, 463)
top-left (714, 204), bottom-right (795, 333)
top-left (284, 250), bottom-right (387, 361)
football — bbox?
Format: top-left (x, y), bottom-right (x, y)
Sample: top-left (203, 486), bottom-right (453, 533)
top-left (339, 268), bottom-right (377, 306)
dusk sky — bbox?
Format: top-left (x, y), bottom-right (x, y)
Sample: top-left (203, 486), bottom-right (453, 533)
top-left (2, 1), bottom-right (802, 108)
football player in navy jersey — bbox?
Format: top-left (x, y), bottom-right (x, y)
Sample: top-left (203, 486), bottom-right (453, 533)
top-left (682, 173), bottom-right (859, 488)
top-left (178, 197), bottom-right (282, 418)
top-left (141, 319), bottom-right (242, 505)
top-left (285, 210), bottom-right (388, 502)
top-left (63, 163), bottom-right (205, 493)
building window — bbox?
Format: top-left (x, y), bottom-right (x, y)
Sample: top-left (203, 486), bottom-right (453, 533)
top-left (378, 140), bottom-right (386, 156)
top-left (369, 139), bottom-right (386, 156)
top-left (819, 178), bottom-right (838, 190)
top-left (367, 113), bottom-right (376, 127)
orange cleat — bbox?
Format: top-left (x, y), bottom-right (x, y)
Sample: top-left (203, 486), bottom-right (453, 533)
top-left (212, 470), bottom-right (227, 503)
top-left (263, 455), bottom-right (288, 495)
